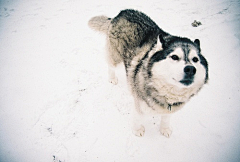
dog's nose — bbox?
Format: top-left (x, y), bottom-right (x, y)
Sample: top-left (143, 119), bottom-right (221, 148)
top-left (184, 66), bottom-right (196, 76)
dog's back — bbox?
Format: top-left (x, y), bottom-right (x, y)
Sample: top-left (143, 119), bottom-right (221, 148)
top-left (88, 10), bottom-right (168, 61)
top-left (110, 9), bottom-right (163, 47)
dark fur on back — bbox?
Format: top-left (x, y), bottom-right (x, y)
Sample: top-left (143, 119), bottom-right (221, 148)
top-left (108, 10), bottom-right (169, 62)
top-left (111, 9), bottom-right (169, 48)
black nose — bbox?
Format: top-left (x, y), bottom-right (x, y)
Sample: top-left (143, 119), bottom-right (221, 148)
top-left (184, 66), bottom-right (196, 76)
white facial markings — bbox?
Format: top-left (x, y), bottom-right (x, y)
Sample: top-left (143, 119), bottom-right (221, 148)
top-left (168, 47), bottom-right (184, 61)
top-left (151, 46), bottom-right (206, 89)
top-left (188, 49), bottom-right (206, 86)
top-left (151, 47), bottom-right (185, 86)
top-left (188, 49), bottom-right (200, 64)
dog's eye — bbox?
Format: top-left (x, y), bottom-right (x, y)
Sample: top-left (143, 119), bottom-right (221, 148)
top-left (171, 55), bottom-right (179, 61)
top-left (192, 57), bottom-right (199, 63)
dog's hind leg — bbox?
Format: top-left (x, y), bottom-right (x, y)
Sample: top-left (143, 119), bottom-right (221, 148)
top-left (160, 115), bottom-right (172, 138)
top-left (106, 39), bottom-right (122, 85)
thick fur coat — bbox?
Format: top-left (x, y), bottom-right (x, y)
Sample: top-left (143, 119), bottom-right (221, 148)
top-left (88, 9), bottom-right (208, 137)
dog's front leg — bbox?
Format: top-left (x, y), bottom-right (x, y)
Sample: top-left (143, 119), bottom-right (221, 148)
top-left (160, 115), bottom-right (172, 138)
top-left (132, 98), bottom-right (145, 137)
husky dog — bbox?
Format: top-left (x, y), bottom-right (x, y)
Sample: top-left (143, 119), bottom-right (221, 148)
top-left (88, 9), bottom-right (208, 137)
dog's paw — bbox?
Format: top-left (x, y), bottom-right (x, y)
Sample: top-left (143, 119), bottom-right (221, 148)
top-left (160, 127), bottom-right (172, 138)
top-left (109, 77), bottom-right (118, 85)
top-left (132, 125), bottom-right (145, 137)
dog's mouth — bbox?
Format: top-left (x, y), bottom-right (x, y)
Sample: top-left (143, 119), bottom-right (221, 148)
top-left (180, 79), bottom-right (193, 86)
top-left (173, 76), bottom-right (194, 86)
top-left (180, 75), bottom-right (194, 86)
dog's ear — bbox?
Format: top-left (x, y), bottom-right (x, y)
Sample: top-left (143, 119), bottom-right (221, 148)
top-left (194, 39), bottom-right (200, 47)
top-left (156, 35), bottom-right (164, 51)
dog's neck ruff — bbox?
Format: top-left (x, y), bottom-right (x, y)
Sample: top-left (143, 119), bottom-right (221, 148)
top-left (150, 78), bottom-right (200, 112)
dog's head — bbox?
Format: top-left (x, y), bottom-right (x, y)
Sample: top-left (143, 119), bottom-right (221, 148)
top-left (148, 35), bottom-right (208, 98)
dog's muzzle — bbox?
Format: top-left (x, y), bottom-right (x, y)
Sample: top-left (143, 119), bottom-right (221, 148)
top-left (180, 65), bottom-right (196, 86)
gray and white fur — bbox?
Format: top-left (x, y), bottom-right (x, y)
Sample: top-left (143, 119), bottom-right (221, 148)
top-left (88, 9), bottom-right (208, 137)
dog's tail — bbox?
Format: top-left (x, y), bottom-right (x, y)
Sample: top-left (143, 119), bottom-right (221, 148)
top-left (88, 16), bottom-right (111, 34)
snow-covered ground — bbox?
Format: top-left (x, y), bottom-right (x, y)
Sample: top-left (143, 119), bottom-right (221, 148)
top-left (0, 0), bottom-right (239, 161)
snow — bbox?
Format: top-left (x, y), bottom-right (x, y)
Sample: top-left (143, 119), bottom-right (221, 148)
top-left (0, 0), bottom-right (239, 161)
